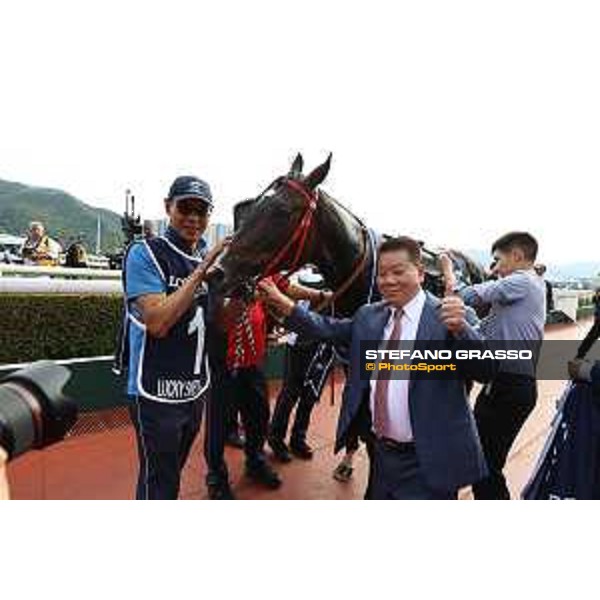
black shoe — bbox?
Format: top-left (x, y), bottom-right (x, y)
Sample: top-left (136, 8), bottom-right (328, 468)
top-left (268, 437), bottom-right (292, 463)
top-left (290, 439), bottom-right (314, 460)
top-left (225, 431), bottom-right (246, 449)
top-left (245, 461), bottom-right (282, 489)
top-left (206, 473), bottom-right (236, 500)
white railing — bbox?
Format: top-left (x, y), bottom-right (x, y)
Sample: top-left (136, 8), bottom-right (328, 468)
top-left (0, 277), bottom-right (122, 294)
top-left (0, 263), bottom-right (121, 280)
top-left (553, 289), bottom-right (581, 322)
top-left (0, 355), bottom-right (114, 373)
top-left (0, 263), bottom-right (122, 294)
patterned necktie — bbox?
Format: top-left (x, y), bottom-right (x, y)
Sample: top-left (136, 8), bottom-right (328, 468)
top-left (373, 308), bottom-right (403, 438)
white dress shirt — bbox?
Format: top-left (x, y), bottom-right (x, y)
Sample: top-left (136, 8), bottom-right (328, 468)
top-left (369, 289), bottom-right (426, 442)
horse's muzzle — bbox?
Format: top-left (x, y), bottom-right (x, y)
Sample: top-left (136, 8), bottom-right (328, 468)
top-left (206, 266), bottom-right (250, 300)
top-left (204, 265), bottom-right (225, 287)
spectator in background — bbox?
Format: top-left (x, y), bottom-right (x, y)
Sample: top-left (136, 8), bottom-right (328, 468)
top-left (21, 221), bottom-right (62, 266)
top-left (65, 238), bottom-right (89, 268)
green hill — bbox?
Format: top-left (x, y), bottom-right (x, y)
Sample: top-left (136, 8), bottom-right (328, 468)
top-left (0, 179), bottom-right (124, 253)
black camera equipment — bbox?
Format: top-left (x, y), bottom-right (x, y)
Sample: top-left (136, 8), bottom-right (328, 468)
top-left (121, 190), bottom-right (144, 245)
top-left (0, 362), bottom-right (78, 460)
top-left (106, 189), bottom-right (144, 270)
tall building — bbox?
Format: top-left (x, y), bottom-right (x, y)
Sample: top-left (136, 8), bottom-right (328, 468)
top-left (136, 219), bottom-right (231, 246)
top-left (143, 219), bottom-right (168, 237)
top-left (205, 222), bottom-right (233, 247)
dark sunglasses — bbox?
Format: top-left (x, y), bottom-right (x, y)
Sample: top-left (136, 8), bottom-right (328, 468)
top-left (175, 198), bottom-right (210, 217)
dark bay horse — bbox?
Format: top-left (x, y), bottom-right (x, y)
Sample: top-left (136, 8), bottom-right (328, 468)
top-left (215, 154), bottom-right (486, 317)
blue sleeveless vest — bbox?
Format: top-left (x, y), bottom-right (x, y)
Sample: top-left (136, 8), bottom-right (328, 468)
top-left (129, 229), bottom-right (210, 402)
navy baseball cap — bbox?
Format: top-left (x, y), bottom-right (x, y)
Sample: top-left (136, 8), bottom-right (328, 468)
top-left (167, 175), bottom-right (213, 208)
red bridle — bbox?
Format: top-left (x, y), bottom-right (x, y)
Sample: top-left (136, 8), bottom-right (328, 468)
top-left (243, 177), bottom-right (370, 311)
top-left (261, 178), bottom-right (319, 278)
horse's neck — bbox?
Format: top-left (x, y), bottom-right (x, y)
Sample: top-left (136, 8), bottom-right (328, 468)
top-left (311, 192), bottom-right (372, 316)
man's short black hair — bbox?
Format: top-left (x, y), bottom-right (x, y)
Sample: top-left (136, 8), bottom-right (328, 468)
top-left (379, 236), bottom-right (422, 265)
top-left (491, 231), bottom-right (538, 262)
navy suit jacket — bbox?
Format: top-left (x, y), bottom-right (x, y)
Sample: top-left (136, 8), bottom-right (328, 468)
top-left (590, 362), bottom-right (600, 394)
top-left (285, 291), bottom-right (495, 492)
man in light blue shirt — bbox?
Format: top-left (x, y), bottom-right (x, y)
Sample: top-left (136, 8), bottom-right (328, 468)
top-left (441, 231), bottom-right (545, 499)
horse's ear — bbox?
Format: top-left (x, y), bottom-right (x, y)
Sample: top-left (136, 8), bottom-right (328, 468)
top-left (304, 153), bottom-right (332, 190)
top-left (288, 153), bottom-right (304, 178)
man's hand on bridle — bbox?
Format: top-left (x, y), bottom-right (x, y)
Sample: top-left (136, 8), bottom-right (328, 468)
top-left (197, 236), bottom-right (232, 281)
top-left (257, 277), bottom-right (295, 317)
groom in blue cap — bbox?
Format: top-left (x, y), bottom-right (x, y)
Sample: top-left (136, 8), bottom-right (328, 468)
top-left (118, 175), bottom-right (228, 499)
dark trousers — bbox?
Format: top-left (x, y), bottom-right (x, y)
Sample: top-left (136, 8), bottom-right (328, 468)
top-left (205, 366), bottom-right (271, 480)
top-left (344, 428), bottom-right (361, 454)
top-left (369, 439), bottom-right (456, 500)
top-left (129, 395), bottom-right (203, 500)
top-left (472, 373), bottom-right (537, 500)
top-left (204, 364), bottom-right (229, 481)
top-left (224, 398), bottom-right (241, 437)
top-left (205, 362), bottom-right (240, 445)
top-left (269, 343), bottom-right (321, 444)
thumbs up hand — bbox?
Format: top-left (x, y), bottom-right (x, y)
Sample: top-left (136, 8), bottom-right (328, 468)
top-left (438, 252), bottom-right (457, 297)
top-left (440, 295), bottom-right (467, 335)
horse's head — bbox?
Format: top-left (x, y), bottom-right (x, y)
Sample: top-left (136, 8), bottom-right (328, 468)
top-left (215, 153), bottom-right (332, 297)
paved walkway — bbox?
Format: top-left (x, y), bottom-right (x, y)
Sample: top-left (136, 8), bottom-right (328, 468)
top-left (7, 319), bottom-right (593, 499)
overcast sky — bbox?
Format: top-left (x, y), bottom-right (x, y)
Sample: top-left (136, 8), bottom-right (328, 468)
top-left (1, 1), bottom-right (598, 264)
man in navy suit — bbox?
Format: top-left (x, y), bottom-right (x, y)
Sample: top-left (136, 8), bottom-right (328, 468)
top-left (258, 236), bottom-right (495, 499)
